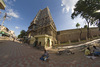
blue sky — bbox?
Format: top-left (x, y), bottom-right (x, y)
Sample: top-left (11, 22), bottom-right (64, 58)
top-left (0, 0), bottom-right (96, 36)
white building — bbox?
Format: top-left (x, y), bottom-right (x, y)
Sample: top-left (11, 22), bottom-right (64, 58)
top-left (9, 30), bottom-right (15, 37)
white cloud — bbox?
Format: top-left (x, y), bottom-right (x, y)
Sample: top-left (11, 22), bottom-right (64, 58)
top-left (4, 0), bottom-right (16, 3)
top-left (71, 17), bottom-right (86, 28)
top-left (7, 9), bottom-right (19, 18)
top-left (4, 0), bottom-right (8, 2)
top-left (13, 0), bottom-right (15, 2)
top-left (15, 26), bottom-right (20, 29)
top-left (73, 21), bottom-right (77, 24)
top-left (61, 0), bottom-right (78, 13)
top-left (4, 0), bottom-right (13, 5)
top-left (4, 0), bottom-right (19, 18)
top-left (72, 17), bottom-right (97, 28)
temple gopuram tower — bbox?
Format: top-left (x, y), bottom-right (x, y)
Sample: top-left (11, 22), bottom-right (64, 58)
top-left (27, 7), bottom-right (57, 49)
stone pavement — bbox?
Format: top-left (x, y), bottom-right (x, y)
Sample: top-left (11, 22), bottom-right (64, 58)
top-left (0, 40), bottom-right (100, 67)
top-left (58, 39), bottom-right (100, 49)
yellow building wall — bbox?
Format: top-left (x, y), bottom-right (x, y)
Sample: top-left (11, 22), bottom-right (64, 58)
top-left (38, 37), bottom-right (45, 46)
top-left (33, 35), bottom-right (53, 49)
top-left (30, 37), bottom-right (35, 44)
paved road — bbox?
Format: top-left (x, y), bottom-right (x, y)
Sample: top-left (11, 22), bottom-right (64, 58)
top-left (0, 40), bottom-right (100, 67)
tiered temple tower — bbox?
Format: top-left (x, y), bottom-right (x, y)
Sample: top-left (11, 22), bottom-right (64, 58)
top-left (27, 7), bottom-right (57, 48)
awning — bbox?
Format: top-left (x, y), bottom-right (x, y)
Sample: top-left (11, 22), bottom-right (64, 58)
top-left (0, 31), bottom-right (4, 34)
top-left (0, 31), bottom-right (9, 36)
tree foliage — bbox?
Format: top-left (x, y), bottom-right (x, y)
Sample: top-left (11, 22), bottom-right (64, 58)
top-left (71, 0), bottom-right (100, 38)
top-left (84, 25), bottom-right (88, 28)
top-left (76, 23), bottom-right (80, 28)
top-left (18, 30), bottom-right (27, 38)
top-left (72, 0), bottom-right (100, 24)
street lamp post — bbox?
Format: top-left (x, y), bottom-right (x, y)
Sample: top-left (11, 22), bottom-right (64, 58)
top-left (0, 0), bottom-right (6, 32)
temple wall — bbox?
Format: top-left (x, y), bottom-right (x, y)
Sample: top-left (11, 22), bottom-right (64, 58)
top-left (57, 27), bottom-right (100, 43)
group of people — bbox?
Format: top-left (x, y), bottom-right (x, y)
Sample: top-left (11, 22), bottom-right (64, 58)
top-left (39, 45), bottom-right (100, 61)
top-left (85, 45), bottom-right (100, 57)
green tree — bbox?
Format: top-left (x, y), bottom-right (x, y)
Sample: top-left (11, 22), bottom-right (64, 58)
top-left (18, 34), bottom-right (21, 38)
top-left (76, 23), bottom-right (80, 28)
top-left (84, 25), bottom-right (88, 28)
top-left (92, 10), bottom-right (100, 30)
top-left (76, 23), bottom-right (82, 39)
top-left (18, 30), bottom-right (27, 38)
top-left (71, 0), bottom-right (100, 38)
